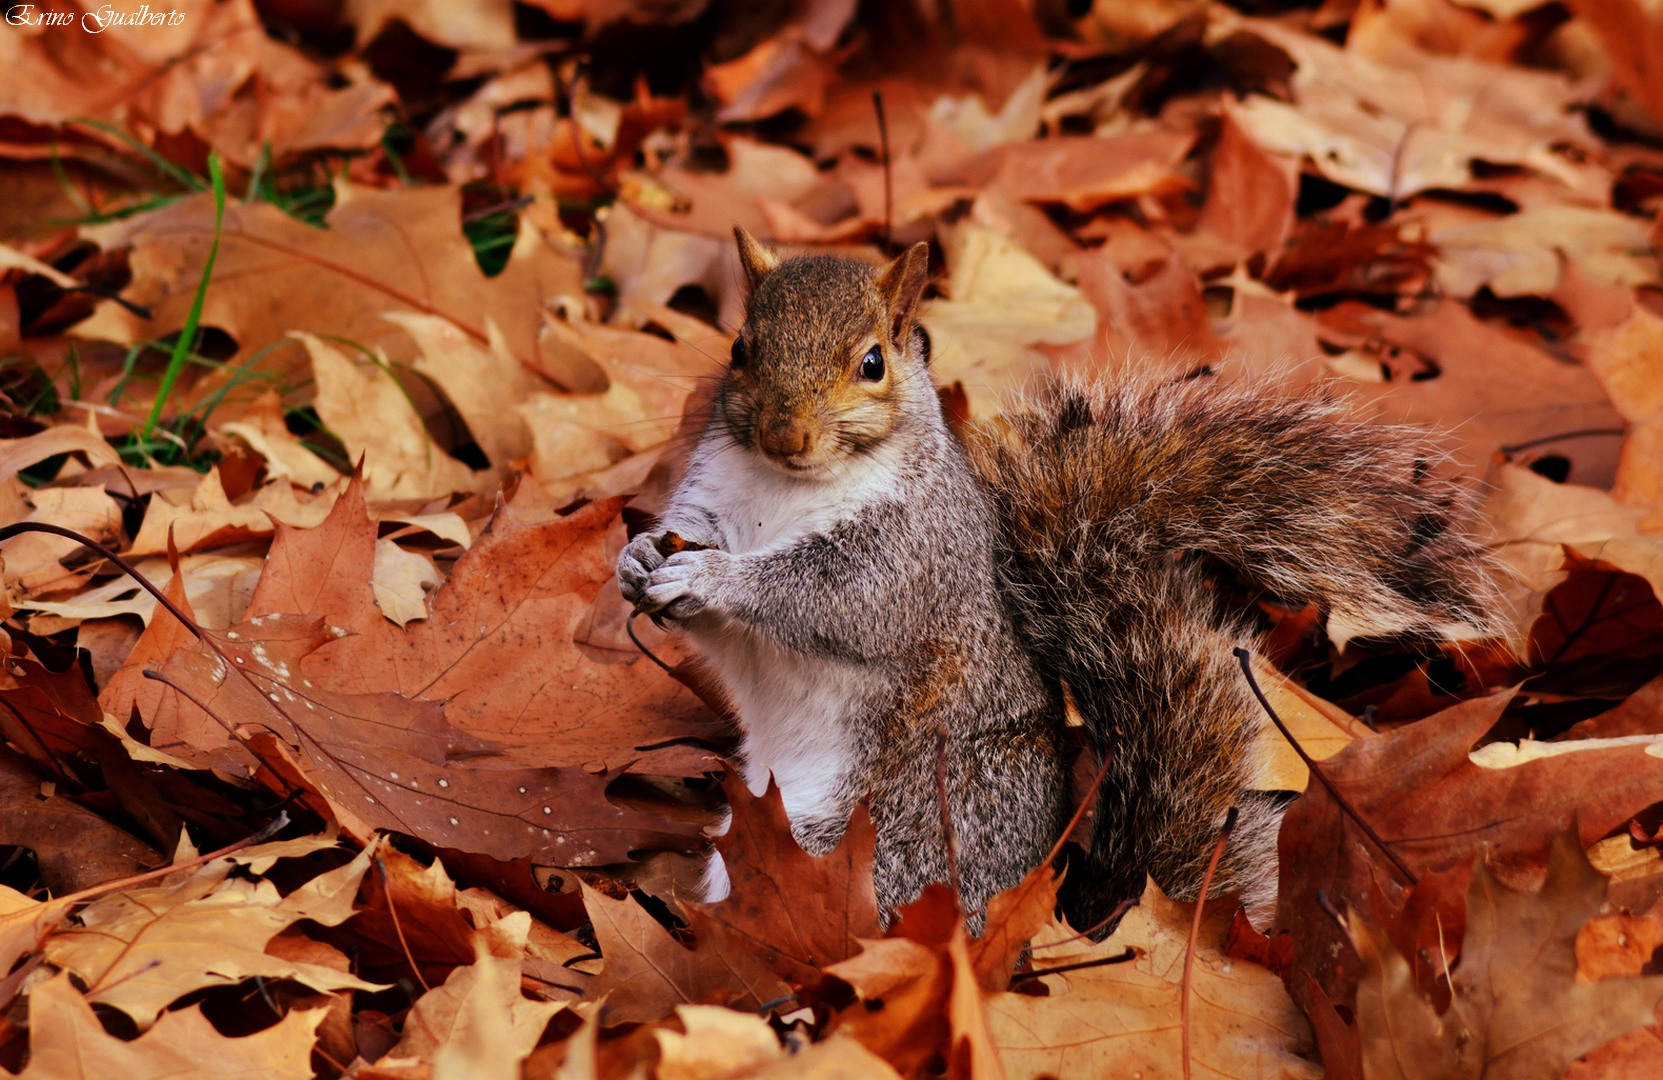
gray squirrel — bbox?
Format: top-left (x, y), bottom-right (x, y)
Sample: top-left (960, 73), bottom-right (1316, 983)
top-left (616, 230), bottom-right (1499, 933)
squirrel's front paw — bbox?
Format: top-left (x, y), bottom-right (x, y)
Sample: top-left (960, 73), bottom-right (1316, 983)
top-left (616, 532), bottom-right (667, 608)
top-left (643, 549), bottom-right (731, 621)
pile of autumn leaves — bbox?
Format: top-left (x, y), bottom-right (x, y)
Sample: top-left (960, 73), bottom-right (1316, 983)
top-left (10, 0), bottom-right (1663, 1076)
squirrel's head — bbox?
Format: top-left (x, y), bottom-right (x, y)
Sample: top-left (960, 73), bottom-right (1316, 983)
top-left (721, 228), bottom-right (932, 476)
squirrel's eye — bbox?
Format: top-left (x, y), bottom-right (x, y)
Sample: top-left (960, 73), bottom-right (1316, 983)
top-left (859, 345), bottom-right (884, 381)
top-left (730, 336), bottom-right (748, 369)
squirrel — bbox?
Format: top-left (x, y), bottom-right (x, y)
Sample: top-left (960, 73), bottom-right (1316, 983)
top-left (616, 228), bottom-right (1500, 933)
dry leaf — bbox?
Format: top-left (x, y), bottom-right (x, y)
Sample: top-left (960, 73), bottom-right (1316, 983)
top-left (0, 485), bottom-right (120, 595)
top-left (1352, 832), bottom-right (1663, 1080)
top-left (654, 1004), bottom-right (784, 1079)
top-left (42, 838), bottom-right (380, 1027)
top-left (372, 538), bottom-right (439, 627)
top-left (984, 879), bottom-right (1319, 1080)
top-left (18, 970), bottom-right (325, 1080)
top-left (237, 478), bottom-right (727, 772)
top-left (0, 748), bottom-right (161, 893)
top-left (922, 223), bottom-right (1096, 420)
top-left (392, 948), bottom-right (562, 1076)
top-left (77, 184), bottom-right (597, 409)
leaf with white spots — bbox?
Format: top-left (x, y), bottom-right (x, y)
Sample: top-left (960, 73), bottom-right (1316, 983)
top-left (151, 614), bottom-right (708, 867)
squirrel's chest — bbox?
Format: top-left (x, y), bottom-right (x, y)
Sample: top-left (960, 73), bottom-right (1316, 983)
top-left (687, 453), bottom-right (891, 554)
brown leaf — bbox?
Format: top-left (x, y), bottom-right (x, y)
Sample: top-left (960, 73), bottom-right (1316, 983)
top-left (0, 748), bottom-right (161, 894)
top-left (683, 773), bottom-right (880, 988)
top-left (77, 184), bottom-right (596, 412)
top-left (582, 880), bottom-right (788, 1024)
top-left (1280, 689), bottom-right (1663, 1022)
top-left (239, 477), bottom-right (729, 774)
top-left (1352, 833), bottom-right (1663, 1080)
top-left (41, 837), bottom-right (378, 1028)
top-left (983, 879), bottom-right (1318, 1080)
top-left (17, 970), bottom-right (324, 1080)
top-left (146, 612), bottom-right (707, 866)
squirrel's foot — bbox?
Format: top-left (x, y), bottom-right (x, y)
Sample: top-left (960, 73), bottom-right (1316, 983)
top-left (643, 548), bottom-right (731, 620)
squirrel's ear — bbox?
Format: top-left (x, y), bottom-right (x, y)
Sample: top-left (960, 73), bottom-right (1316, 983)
top-left (734, 227), bottom-right (779, 291)
top-left (875, 241), bottom-right (930, 348)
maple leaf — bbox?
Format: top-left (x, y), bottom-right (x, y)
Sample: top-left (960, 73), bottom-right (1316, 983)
top-left (239, 477), bottom-right (729, 773)
top-left (17, 971), bottom-right (324, 1080)
top-left (143, 611), bottom-right (707, 867)
top-left (821, 885), bottom-right (1008, 1079)
top-left (1279, 688), bottom-right (1663, 1034)
top-left (681, 772), bottom-right (882, 987)
top-left (1352, 832), bottom-right (1663, 1080)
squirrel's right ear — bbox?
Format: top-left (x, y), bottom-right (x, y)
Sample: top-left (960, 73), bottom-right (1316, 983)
top-left (734, 227), bottom-right (779, 292)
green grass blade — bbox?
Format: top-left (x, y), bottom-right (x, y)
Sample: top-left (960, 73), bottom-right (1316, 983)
top-left (140, 152), bottom-right (225, 439)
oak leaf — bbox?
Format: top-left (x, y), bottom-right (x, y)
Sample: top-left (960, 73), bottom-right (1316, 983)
top-left (238, 478), bottom-right (728, 773)
top-left (0, 748), bottom-right (161, 893)
top-left (984, 878), bottom-right (1319, 1080)
top-left (1279, 688), bottom-right (1663, 1025)
top-left (144, 612), bottom-right (706, 865)
top-left (41, 837), bottom-right (380, 1028)
top-left (18, 971), bottom-right (324, 1080)
top-left (681, 773), bottom-right (881, 988)
top-left (391, 948), bottom-right (563, 1075)
top-left (582, 880), bottom-right (788, 1025)
top-left (1352, 832), bottom-right (1663, 1080)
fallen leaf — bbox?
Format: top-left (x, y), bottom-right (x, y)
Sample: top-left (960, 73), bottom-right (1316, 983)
top-left (984, 879), bottom-right (1320, 1080)
top-left (18, 970), bottom-right (325, 1080)
top-left (392, 947), bottom-right (562, 1075)
top-left (43, 836), bottom-right (379, 1027)
top-left (1579, 305), bottom-right (1663, 519)
top-left (1, 485), bottom-right (121, 595)
top-left (1352, 832), bottom-right (1663, 1080)
top-left (1431, 206), bottom-right (1657, 300)
top-left (76, 184), bottom-right (597, 412)
top-left (654, 1003), bottom-right (784, 1079)
top-left (681, 773), bottom-right (881, 989)
top-left (372, 538), bottom-right (439, 627)
top-left (0, 748), bottom-right (161, 893)
top-left (583, 880), bottom-right (788, 1024)
top-left (19, 552), bottom-right (264, 629)
top-left (922, 223), bottom-right (1096, 419)
top-left (127, 468), bottom-right (337, 554)
top-left (238, 476), bottom-right (728, 772)
top-left (1280, 689), bottom-right (1663, 1023)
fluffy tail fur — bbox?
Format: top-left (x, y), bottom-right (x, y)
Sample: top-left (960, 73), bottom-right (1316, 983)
top-left (962, 376), bottom-right (1500, 931)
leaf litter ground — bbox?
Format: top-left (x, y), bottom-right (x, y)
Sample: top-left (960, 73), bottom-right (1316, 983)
top-left (8, 0), bottom-right (1663, 1077)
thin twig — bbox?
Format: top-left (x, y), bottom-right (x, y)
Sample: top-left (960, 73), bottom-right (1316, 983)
top-left (935, 731), bottom-right (962, 898)
top-left (376, 857), bottom-right (432, 994)
top-left (1499, 427), bottom-right (1626, 456)
top-left (872, 89), bottom-right (893, 250)
top-left (1010, 948), bottom-right (1136, 983)
top-left (1030, 896), bottom-right (1139, 951)
top-left (1182, 806), bottom-right (1238, 1080)
top-left (627, 611), bottom-right (675, 674)
top-left (1233, 648), bottom-right (1419, 887)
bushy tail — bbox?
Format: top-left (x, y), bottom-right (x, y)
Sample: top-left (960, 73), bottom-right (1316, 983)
top-left (961, 376), bottom-right (1500, 931)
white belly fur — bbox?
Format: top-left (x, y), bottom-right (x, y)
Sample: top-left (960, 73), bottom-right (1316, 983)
top-left (677, 443), bottom-right (897, 899)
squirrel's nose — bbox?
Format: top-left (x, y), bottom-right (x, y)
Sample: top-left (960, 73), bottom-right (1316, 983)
top-left (758, 416), bottom-right (812, 458)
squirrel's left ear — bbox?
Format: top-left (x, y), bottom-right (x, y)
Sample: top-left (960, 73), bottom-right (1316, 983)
top-left (875, 241), bottom-right (930, 351)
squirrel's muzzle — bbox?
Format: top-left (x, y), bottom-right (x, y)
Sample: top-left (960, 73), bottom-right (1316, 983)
top-left (757, 414), bottom-right (814, 461)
